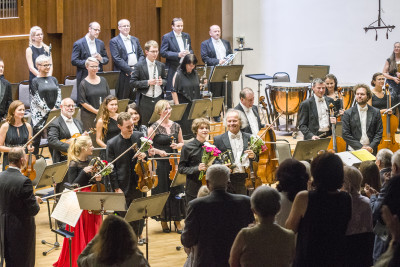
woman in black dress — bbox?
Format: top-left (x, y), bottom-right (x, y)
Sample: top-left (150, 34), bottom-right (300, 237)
top-left (324, 74), bottom-right (344, 117)
top-left (148, 100), bottom-right (185, 233)
top-left (30, 55), bottom-right (61, 155)
top-left (171, 54), bottom-right (204, 139)
top-left (0, 100), bottom-right (34, 170)
top-left (383, 42), bottom-right (400, 100)
top-left (79, 57), bottom-right (111, 130)
top-left (178, 118), bottom-right (210, 204)
top-left (96, 95), bottom-right (119, 160)
top-left (25, 26), bottom-right (52, 88)
top-left (368, 72), bottom-right (396, 114)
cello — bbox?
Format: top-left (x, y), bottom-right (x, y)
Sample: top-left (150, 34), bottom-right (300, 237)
top-left (327, 103), bottom-right (346, 153)
top-left (377, 84), bottom-right (400, 152)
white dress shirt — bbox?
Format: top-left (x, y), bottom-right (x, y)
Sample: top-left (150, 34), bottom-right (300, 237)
top-left (240, 102), bottom-right (259, 135)
top-left (61, 114), bottom-right (80, 136)
top-left (174, 31), bottom-right (186, 63)
top-left (212, 38), bottom-right (226, 60)
top-left (228, 131), bottom-right (245, 173)
top-left (314, 95), bottom-right (329, 131)
top-left (85, 35), bottom-right (103, 63)
top-left (357, 104), bottom-right (370, 146)
top-left (144, 58), bottom-right (162, 98)
top-left (120, 33), bottom-right (137, 67)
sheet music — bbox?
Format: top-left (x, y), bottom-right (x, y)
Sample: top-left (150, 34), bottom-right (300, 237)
top-left (51, 189), bottom-right (83, 227)
top-left (336, 151), bottom-right (361, 166)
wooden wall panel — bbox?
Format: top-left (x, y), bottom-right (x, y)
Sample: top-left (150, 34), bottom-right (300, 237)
top-left (0, 36), bottom-right (30, 82)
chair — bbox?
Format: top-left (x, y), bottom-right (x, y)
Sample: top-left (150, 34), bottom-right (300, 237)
top-left (275, 139), bottom-right (292, 164)
top-left (208, 122), bottom-right (225, 144)
top-left (18, 80), bottom-right (30, 110)
top-left (59, 84), bottom-right (73, 100)
top-left (272, 72), bottom-right (290, 83)
top-left (64, 76), bottom-right (77, 102)
top-left (10, 83), bottom-right (19, 100)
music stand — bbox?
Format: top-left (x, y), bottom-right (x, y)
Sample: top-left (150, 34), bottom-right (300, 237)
top-left (76, 192), bottom-right (126, 218)
top-left (171, 172), bottom-right (186, 188)
top-left (35, 161), bottom-right (69, 256)
top-left (196, 66), bottom-right (213, 79)
top-left (210, 65), bottom-right (244, 110)
top-left (188, 99), bottom-right (212, 120)
top-left (234, 47), bottom-right (254, 90)
top-left (125, 192), bottom-right (170, 260)
top-left (211, 97), bottom-right (225, 118)
top-left (98, 71), bottom-right (120, 89)
top-left (292, 138), bottom-right (331, 161)
top-left (60, 85), bottom-right (73, 100)
top-left (148, 103), bottom-right (188, 124)
top-left (296, 65), bottom-right (330, 83)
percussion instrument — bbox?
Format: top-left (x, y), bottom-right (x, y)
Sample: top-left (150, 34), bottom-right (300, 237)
top-left (337, 83), bottom-right (356, 110)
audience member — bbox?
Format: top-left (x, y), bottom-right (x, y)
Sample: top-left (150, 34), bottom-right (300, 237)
top-left (360, 160), bottom-right (382, 195)
top-left (376, 148), bottom-right (393, 185)
top-left (275, 159), bottom-right (309, 227)
top-left (229, 185), bottom-right (295, 267)
top-left (286, 152), bottom-right (352, 267)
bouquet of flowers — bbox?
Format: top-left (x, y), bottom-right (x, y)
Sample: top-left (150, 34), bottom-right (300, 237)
top-left (199, 142), bottom-right (221, 180)
top-left (248, 135), bottom-right (268, 155)
top-left (94, 158), bottom-right (114, 176)
top-left (139, 136), bottom-right (153, 152)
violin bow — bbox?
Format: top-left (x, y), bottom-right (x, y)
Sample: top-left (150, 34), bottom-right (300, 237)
top-left (23, 116), bottom-right (56, 149)
top-left (247, 113), bottom-right (282, 151)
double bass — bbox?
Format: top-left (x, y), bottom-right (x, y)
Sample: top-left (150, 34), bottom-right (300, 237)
top-left (377, 84), bottom-right (400, 152)
top-left (327, 103), bottom-right (346, 153)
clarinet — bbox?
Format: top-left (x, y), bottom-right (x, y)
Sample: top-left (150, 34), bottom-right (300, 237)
top-left (152, 63), bottom-right (157, 102)
top-left (200, 63), bottom-right (207, 92)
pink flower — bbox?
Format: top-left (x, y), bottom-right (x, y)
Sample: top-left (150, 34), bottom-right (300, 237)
top-left (206, 147), bottom-right (213, 153)
top-left (261, 145), bottom-right (268, 152)
top-left (213, 152), bottom-right (218, 156)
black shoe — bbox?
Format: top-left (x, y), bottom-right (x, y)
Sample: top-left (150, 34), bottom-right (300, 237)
top-left (161, 222), bottom-right (171, 233)
top-left (174, 222), bottom-right (183, 234)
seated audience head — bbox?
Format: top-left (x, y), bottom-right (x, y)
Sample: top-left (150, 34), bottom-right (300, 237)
top-left (197, 185), bottom-right (210, 198)
top-left (324, 74), bottom-right (338, 93)
top-left (383, 175), bottom-right (400, 218)
top-left (239, 87), bottom-right (255, 109)
top-left (127, 103), bottom-right (142, 126)
top-left (224, 109), bottom-right (247, 134)
top-left (359, 161), bottom-right (381, 192)
top-left (391, 150), bottom-right (400, 177)
top-left (117, 112), bottom-right (134, 137)
top-left (376, 148), bottom-right (393, 170)
top-left (6, 100), bottom-right (26, 124)
top-left (312, 78), bottom-right (326, 98)
top-left (91, 215), bottom-right (139, 265)
top-left (179, 54), bottom-right (198, 73)
top-left (251, 185), bottom-right (281, 220)
top-left (191, 117), bottom-right (210, 135)
top-left (311, 152), bottom-right (344, 192)
top-left (276, 159), bottom-right (309, 202)
top-left (343, 166), bottom-right (363, 195)
top-left (68, 135), bottom-right (92, 162)
top-left (206, 164), bottom-right (230, 191)
top-left (8, 147), bottom-right (25, 168)
top-left (371, 72), bottom-right (385, 87)
top-left (60, 98), bottom-right (75, 119)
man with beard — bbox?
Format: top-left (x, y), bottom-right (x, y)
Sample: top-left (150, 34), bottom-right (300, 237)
top-left (342, 84), bottom-right (383, 154)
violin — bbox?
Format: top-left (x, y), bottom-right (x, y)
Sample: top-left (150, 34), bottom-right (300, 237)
top-left (169, 137), bottom-right (180, 181)
top-left (377, 83), bottom-right (400, 152)
top-left (88, 157), bottom-right (106, 215)
top-left (335, 87), bottom-right (344, 122)
top-left (257, 97), bottom-right (279, 184)
top-left (60, 128), bottom-right (96, 155)
top-left (133, 143), bottom-right (158, 192)
top-left (244, 142), bottom-right (262, 190)
top-left (21, 152), bottom-right (36, 181)
top-left (327, 103), bottom-right (346, 153)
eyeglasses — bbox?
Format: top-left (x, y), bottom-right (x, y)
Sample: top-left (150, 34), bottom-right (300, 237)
top-left (40, 64), bottom-right (52, 67)
top-left (88, 65), bottom-right (99, 69)
top-left (63, 105), bottom-right (75, 108)
top-left (148, 50), bottom-right (159, 53)
top-left (120, 25), bottom-right (131, 28)
top-left (90, 28), bottom-right (101, 32)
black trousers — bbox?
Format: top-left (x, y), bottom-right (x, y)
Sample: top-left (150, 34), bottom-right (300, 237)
top-left (139, 94), bottom-right (162, 126)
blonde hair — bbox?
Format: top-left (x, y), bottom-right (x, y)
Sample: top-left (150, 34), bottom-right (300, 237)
top-left (343, 166), bottom-right (362, 195)
top-left (154, 100), bottom-right (169, 119)
top-left (67, 136), bottom-right (92, 164)
top-left (29, 26), bottom-right (49, 52)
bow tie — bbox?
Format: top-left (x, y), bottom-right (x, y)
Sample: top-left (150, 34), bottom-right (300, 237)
top-left (359, 106), bottom-right (368, 112)
top-left (123, 36), bottom-right (130, 41)
top-left (176, 34), bottom-right (182, 38)
top-left (65, 118), bottom-right (73, 123)
top-left (317, 97), bottom-right (324, 103)
top-left (231, 134), bottom-right (241, 140)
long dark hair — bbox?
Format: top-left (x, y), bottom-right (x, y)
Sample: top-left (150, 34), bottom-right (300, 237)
top-left (179, 54), bottom-right (198, 74)
top-left (100, 95), bottom-right (118, 140)
top-left (276, 159), bottom-right (309, 201)
top-left (324, 73), bottom-right (338, 93)
top-left (127, 102), bottom-right (142, 127)
top-left (388, 42), bottom-right (400, 74)
top-left (91, 215), bottom-right (138, 265)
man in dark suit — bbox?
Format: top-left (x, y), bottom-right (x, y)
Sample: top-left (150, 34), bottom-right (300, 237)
top-left (106, 112), bottom-right (146, 235)
top-left (71, 21), bottom-right (109, 103)
top-left (48, 98), bottom-right (84, 163)
top-left (235, 87), bottom-right (264, 135)
top-left (201, 25), bottom-right (233, 114)
top-left (213, 109), bottom-right (256, 195)
top-left (110, 19), bottom-right (145, 101)
top-left (160, 17), bottom-right (192, 99)
top-left (181, 164), bottom-right (254, 267)
top-left (0, 147), bottom-right (41, 267)
top-left (298, 78), bottom-right (335, 140)
top-left (0, 58), bottom-right (13, 120)
top-left (130, 40), bottom-right (167, 126)
top-left (342, 84), bottom-right (383, 154)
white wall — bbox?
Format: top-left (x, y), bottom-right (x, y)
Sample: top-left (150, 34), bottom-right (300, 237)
top-left (230, 0), bottom-right (400, 105)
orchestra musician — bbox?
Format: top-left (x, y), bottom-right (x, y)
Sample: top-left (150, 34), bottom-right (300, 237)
top-left (298, 78), bottom-right (334, 140)
top-left (109, 19), bottom-right (145, 101)
top-left (171, 54), bottom-right (202, 138)
top-left (106, 112), bottom-right (147, 236)
top-left (342, 84), bottom-right (383, 154)
top-left (201, 25), bottom-right (233, 119)
top-left (30, 55), bottom-right (61, 155)
top-left (383, 42), bottom-right (400, 100)
top-left (178, 118), bottom-right (211, 204)
top-left (53, 135), bottom-right (102, 267)
top-left (48, 98), bottom-right (84, 163)
top-left (127, 103), bottom-right (148, 136)
top-left (130, 40), bottom-right (167, 126)
top-left (148, 100), bottom-right (185, 233)
top-left (0, 100), bottom-right (34, 170)
top-left (368, 72), bottom-right (396, 113)
top-left (234, 87), bottom-right (264, 135)
top-left (0, 58), bottom-right (13, 120)
top-left (160, 17), bottom-right (192, 99)
top-left (324, 74), bottom-right (344, 117)
top-left (213, 109), bottom-right (256, 195)
top-left (71, 21), bottom-right (109, 99)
